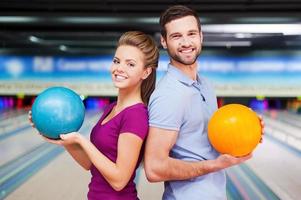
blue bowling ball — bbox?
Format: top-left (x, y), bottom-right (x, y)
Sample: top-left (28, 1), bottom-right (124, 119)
top-left (31, 87), bottom-right (85, 139)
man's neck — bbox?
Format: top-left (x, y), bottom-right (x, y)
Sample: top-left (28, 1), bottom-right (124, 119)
top-left (170, 61), bottom-right (198, 81)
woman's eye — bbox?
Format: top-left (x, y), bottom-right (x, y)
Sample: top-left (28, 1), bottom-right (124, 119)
top-left (128, 63), bottom-right (135, 67)
top-left (113, 59), bottom-right (119, 64)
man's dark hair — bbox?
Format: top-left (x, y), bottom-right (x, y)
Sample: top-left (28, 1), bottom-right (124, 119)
top-left (159, 5), bottom-right (201, 38)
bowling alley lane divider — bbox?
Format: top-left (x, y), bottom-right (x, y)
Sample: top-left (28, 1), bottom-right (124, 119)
top-left (0, 113), bottom-right (32, 141)
top-left (0, 110), bottom-right (14, 120)
top-left (226, 174), bottom-right (247, 200)
top-left (0, 142), bottom-right (62, 199)
top-left (0, 109), bottom-right (27, 121)
top-left (262, 114), bottom-right (301, 154)
top-left (0, 125), bottom-right (32, 141)
top-left (264, 111), bottom-right (301, 130)
top-left (0, 110), bottom-right (101, 199)
top-left (0, 113), bottom-right (28, 128)
top-left (273, 114), bottom-right (301, 130)
top-left (265, 134), bottom-right (301, 158)
top-left (226, 164), bottom-right (280, 200)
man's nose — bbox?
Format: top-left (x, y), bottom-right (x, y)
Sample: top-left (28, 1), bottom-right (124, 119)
top-left (180, 36), bottom-right (191, 47)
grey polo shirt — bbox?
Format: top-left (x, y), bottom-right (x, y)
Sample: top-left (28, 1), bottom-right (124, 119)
top-left (148, 64), bottom-right (226, 200)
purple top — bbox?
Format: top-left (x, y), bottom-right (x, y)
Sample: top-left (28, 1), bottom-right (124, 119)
top-left (88, 102), bottom-right (149, 200)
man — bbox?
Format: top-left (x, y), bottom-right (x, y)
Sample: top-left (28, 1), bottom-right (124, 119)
top-left (144, 5), bottom-right (252, 199)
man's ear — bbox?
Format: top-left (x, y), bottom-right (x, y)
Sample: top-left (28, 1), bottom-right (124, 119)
top-left (200, 31), bottom-right (203, 44)
top-left (161, 35), bottom-right (167, 49)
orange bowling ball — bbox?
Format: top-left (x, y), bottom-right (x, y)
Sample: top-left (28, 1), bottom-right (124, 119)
top-left (208, 104), bottom-right (262, 157)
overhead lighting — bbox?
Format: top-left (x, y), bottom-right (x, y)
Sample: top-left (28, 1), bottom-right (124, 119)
top-left (235, 33), bottom-right (253, 39)
top-left (204, 41), bottom-right (251, 47)
top-left (203, 24), bottom-right (301, 35)
top-left (59, 17), bottom-right (125, 24)
top-left (235, 17), bottom-right (299, 23)
top-left (136, 17), bottom-right (159, 24)
top-left (136, 17), bottom-right (211, 24)
top-left (29, 36), bottom-right (40, 43)
top-left (0, 16), bottom-right (38, 23)
top-left (59, 45), bottom-right (67, 51)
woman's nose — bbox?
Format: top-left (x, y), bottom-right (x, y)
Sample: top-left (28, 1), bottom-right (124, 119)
top-left (116, 63), bottom-right (125, 72)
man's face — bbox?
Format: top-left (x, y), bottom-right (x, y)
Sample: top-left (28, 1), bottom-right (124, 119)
top-left (161, 16), bottom-right (202, 67)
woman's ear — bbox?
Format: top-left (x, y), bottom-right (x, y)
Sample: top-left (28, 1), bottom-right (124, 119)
top-left (142, 67), bottom-right (152, 80)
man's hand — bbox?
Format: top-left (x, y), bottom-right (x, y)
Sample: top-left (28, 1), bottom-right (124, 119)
top-left (213, 153), bottom-right (252, 171)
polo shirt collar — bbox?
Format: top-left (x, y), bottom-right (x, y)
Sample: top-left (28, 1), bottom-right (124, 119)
top-left (167, 64), bottom-right (201, 86)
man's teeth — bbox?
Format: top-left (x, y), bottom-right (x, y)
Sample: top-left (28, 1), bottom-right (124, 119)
top-left (181, 49), bottom-right (193, 53)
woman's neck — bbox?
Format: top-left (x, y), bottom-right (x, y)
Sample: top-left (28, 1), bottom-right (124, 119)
top-left (115, 86), bottom-right (143, 111)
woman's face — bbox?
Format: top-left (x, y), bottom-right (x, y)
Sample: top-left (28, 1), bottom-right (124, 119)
top-left (111, 45), bottom-right (150, 90)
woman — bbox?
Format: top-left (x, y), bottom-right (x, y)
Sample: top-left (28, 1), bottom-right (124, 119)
top-left (29, 31), bottom-right (159, 199)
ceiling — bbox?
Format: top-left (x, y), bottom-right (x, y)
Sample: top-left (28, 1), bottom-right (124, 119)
top-left (1, 0), bottom-right (301, 55)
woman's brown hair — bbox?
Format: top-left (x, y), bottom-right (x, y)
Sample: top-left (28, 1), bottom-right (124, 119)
top-left (117, 31), bottom-right (159, 105)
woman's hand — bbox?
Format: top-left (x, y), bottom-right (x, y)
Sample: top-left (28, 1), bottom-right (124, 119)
top-left (29, 110), bottom-right (83, 145)
top-left (28, 110), bottom-right (35, 128)
top-left (41, 132), bottom-right (83, 146)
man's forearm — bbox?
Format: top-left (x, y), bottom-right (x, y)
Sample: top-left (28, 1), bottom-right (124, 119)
top-left (145, 156), bottom-right (218, 182)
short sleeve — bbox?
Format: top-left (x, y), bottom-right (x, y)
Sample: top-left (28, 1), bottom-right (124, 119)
top-left (148, 90), bottom-right (186, 131)
top-left (119, 106), bottom-right (149, 140)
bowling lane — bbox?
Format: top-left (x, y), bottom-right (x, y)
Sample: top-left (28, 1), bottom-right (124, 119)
top-left (0, 109), bottom-right (31, 142)
top-left (265, 110), bottom-right (301, 130)
top-left (5, 146), bottom-right (91, 200)
top-left (3, 109), bottom-right (300, 200)
top-left (4, 112), bottom-right (100, 200)
top-left (0, 109), bottom-right (100, 166)
top-left (263, 112), bottom-right (301, 152)
top-left (0, 127), bottom-right (44, 166)
top-left (0, 109), bottom-right (24, 120)
top-left (0, 110), bottom-right (28, 127)
top-left (137, 167), bottom-right (164, 200)
top-left (247, 135), bottom-right (301, 200)
top-left (0, 110), bottom-right (101, 199)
